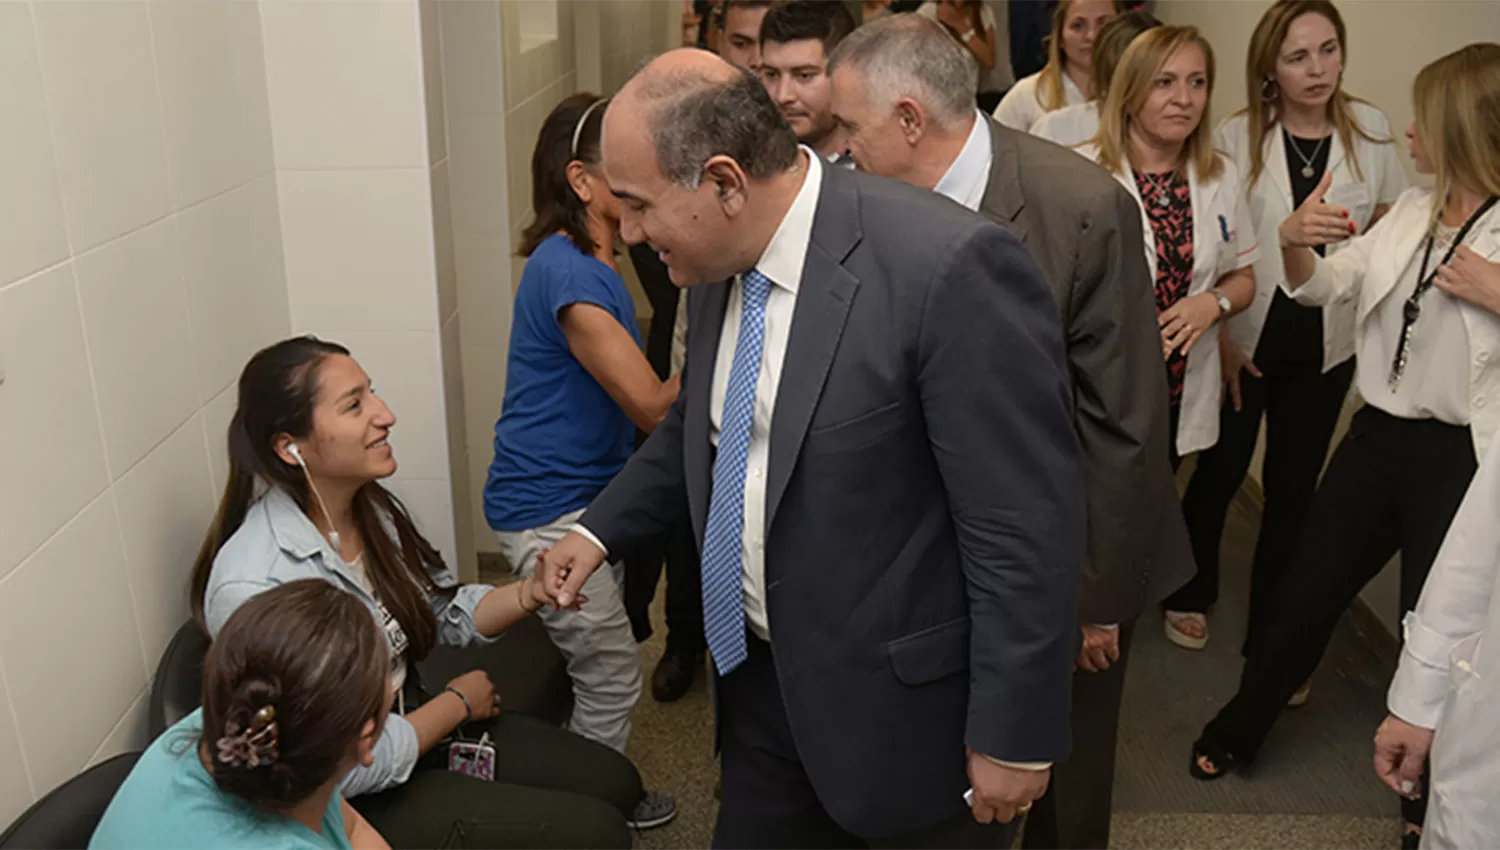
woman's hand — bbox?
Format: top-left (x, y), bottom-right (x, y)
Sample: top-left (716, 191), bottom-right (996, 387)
top-left (1220, 335), bottom-right (1262, 413)
top-left (1433, 244), bottom-right (1500, 315)
top-left (1373, 714), bottom-right (1434, 799)
top-left (1280, 172), bottom-right (1354, 248)
top-left (446, 669), bottom-right (501, 723)
top-left (1159, 292), bottom-right (1221, 359)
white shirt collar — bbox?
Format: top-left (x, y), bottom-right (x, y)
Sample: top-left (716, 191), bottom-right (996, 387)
top-left (930, 111), bottom-right (990, 211)
top-left (750, 146), bottom-right (823, 294)
top-left (932, 110), bottom-right (994, 212)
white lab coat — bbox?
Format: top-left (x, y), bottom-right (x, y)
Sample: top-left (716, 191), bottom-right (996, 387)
top-left (992, 70), bottom-right (1084, 132)
top-left (1388, 434), bottom-right (1500, 849)
top-left (1080, 144), bottom-right (1260, 456)
top-left (1216, 103), bottom-right (1407, 372)
top-left (1031, 101), bottom-right (1099, 149)
top-left (1285, 187), bottom-right (1500, 460)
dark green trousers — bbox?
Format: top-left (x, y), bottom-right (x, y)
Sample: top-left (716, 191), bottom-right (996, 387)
top-left (351, 713), bottom-right (640, 849)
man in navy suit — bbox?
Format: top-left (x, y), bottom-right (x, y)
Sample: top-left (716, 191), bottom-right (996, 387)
top-left (540, 49), bottom-right (1084, 848)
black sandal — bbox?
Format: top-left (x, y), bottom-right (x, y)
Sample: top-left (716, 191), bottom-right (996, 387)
top-left (1189, 735), bottom-right (1236, 781)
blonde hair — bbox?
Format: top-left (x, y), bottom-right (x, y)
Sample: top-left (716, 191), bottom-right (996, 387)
top-left (1036, 0), bottom-right (1124, 111)
top-left (1240, 0), bottom-right (1388, 187)
top-left (1413, 43), bottom-right (1500, 227)
top-left (1094, 25), bottom-right (1222, 181)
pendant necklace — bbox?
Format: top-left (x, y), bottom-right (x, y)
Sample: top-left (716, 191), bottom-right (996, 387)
top-left (1287, 129), bottom-right (1329, 179)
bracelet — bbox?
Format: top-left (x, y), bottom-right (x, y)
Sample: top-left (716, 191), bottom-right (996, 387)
top-left (516, 576), bottom-right (540, 614)
top-left (444, 686), bottom-right (472, 724)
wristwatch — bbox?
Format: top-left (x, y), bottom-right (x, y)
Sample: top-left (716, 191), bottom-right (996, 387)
top-left (1213, 290), bottom-right (1233, 317)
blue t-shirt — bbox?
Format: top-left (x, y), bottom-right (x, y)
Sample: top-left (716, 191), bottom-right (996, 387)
top-left (484, 233), bottom-right (642, 531)
top-left (90, 710), bottom-right (351, 850)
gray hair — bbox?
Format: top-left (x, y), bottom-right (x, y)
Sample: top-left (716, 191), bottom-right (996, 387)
top-left (636, 64), bottom-right (800, 189)
top-left (827, 15), bottom-right (978, 129)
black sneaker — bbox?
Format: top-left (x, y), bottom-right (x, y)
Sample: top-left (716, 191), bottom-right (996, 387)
top-left (626, 790), bottom-right (677, 830)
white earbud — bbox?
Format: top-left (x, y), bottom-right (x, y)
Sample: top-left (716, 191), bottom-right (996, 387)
top-left (286, 442), bottom-right (341, 552)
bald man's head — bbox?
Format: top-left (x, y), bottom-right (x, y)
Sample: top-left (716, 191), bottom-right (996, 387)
top-left (600, 48), bottom-right (802, 287)
top-left (606, 48), bottom-right (798, 190)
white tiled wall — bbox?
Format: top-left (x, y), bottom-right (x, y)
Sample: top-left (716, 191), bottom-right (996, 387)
top-left (0, 0), bottom-right (287, 825)
top-left (261, 0), bottom-right (463, 573)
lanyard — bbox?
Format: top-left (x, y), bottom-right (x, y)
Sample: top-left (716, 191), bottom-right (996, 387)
top-left (1389, 195), bottom-right (1499, 387)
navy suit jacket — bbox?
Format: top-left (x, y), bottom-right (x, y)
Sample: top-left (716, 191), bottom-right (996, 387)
top-left (583, 164), bottom-right (1085, 838)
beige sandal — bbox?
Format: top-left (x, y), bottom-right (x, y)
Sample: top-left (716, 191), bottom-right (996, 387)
top-left (1164, 611), bottom-right (1208, 650)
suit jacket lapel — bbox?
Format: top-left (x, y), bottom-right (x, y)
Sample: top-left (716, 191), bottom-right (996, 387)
top-left (764, 166), bottom-right (862, 529)
top-left (978, 119), bottom-right (1028, 247)
top-left (686, 281), bottom-right (729, 543)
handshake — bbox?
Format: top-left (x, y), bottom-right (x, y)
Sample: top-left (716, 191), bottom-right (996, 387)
top-left (531, 530), bottom-right (609, 609)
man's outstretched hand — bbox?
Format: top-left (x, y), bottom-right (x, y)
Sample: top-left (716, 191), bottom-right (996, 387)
top-left (538, 530), bottom-right (607, 608)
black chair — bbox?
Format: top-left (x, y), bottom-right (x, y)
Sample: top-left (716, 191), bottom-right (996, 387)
top-left (147, 616), bottom-right (573, 734)
top-left (0, 753), bottom-right (138, 849)
top-left (148, 622), bottom-right (212, 737)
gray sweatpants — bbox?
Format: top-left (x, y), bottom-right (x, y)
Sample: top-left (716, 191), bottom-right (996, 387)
top-left (495, 509), bottom-right (642, 753)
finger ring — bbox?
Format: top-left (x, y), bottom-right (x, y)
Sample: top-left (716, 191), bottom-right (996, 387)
top-left (1018, 803), bottom-right (1033, 814)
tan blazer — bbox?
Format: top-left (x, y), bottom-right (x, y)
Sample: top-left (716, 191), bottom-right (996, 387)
top-left (979, 121), bottom-right (1194, 624)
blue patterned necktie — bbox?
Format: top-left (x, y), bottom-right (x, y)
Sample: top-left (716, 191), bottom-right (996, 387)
top-left (700, 269), bottom-right (773, 676)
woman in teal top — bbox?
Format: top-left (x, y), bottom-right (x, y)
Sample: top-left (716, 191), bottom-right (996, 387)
top-left (92, 580), bottom-right (390, 850)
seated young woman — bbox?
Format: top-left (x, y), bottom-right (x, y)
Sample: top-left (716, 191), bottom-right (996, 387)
top-left (92, 579), bottom-right (391, 849)
top-left (187, 335), bottom-right (643, 849)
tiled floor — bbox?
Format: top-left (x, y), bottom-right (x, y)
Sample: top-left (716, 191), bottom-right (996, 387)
top-left (609, 488), bottom-right (1406, 849)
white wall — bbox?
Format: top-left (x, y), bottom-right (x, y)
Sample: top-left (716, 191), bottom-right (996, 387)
top-left (1157, 0), bottom-right (1500, 633)
top-left (260, 0), bottom-right (462, 573)
top-left (0, 0), bottom-right (287, 826)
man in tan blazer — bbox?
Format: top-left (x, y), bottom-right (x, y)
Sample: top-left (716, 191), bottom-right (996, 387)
top-left (829, 15), bottom-right (1193, 849)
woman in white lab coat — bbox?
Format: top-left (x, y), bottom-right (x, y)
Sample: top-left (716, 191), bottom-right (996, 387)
top-left (1168, 0), bottom-right (1406, 656)
top-left (1032, 10), bottom-right (1158, 148)
top-left (993, 0), bottom-right (1119, 132)
top-left (1079, 25), bottom-right (1258, 465)
top-left (1376, 435), bottom-right (1500, 850)
top-left (1193, 44), bottom-right (1500, 849)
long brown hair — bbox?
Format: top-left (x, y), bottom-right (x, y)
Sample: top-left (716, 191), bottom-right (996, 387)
top-left (519, 93), bottom-right (608, 258)
top-left (1089, 11), bottom-right (1160, 102)
top-left (1240, 0), bottom-right (1388, 187)
top-left (200, 579), bottom-right (389, 810)
top-left (1036, 0), bottom-right (1124, 111)
top-left (190, 336), bottom-right (441, 659)
top-left (1413, 43), bottom-right (1500, 228)
top-left (1095, 25), bottom-right (1222, 182)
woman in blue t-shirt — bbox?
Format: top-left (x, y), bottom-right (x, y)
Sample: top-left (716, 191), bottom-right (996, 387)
top-left (93, 580), bottom-right (390, 850)
top-left (482, 93), bottom-right (678, 816)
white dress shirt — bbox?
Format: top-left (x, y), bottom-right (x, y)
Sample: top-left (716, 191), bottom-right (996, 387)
top-left (932, 111), bottom-right (994, 212)
top-left (1362, 220), bottom-right (1473, 424)
top-left (710, 148), bottom-right (823, 640)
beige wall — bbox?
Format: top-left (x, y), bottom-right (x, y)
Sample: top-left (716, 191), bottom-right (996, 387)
top-left (261, 0), bottom-right (463, 573)
top-left (1157, 0), bottom-right (1500, 633)
top-left (446, 0), bottom-right (676, 559)
top-left (0, 0), bottom-right (288, 824)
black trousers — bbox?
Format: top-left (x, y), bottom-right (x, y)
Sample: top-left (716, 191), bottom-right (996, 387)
top-left (352, 713), bottom-right (639, 849)
top-left (623, 518), bottom-right (706, 654)
top-left (1169, 361), bottom-right (1355, 653)
top-left (1020, 622), bottom-right (1136, 850)
top-left (1197, 407), bottom-right (1476, 826)
top-left (714, 635), bottom-right (1018, 850)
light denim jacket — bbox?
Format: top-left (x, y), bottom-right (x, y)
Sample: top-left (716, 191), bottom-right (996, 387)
top-left (202, 486), bottom-right (498, 797)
